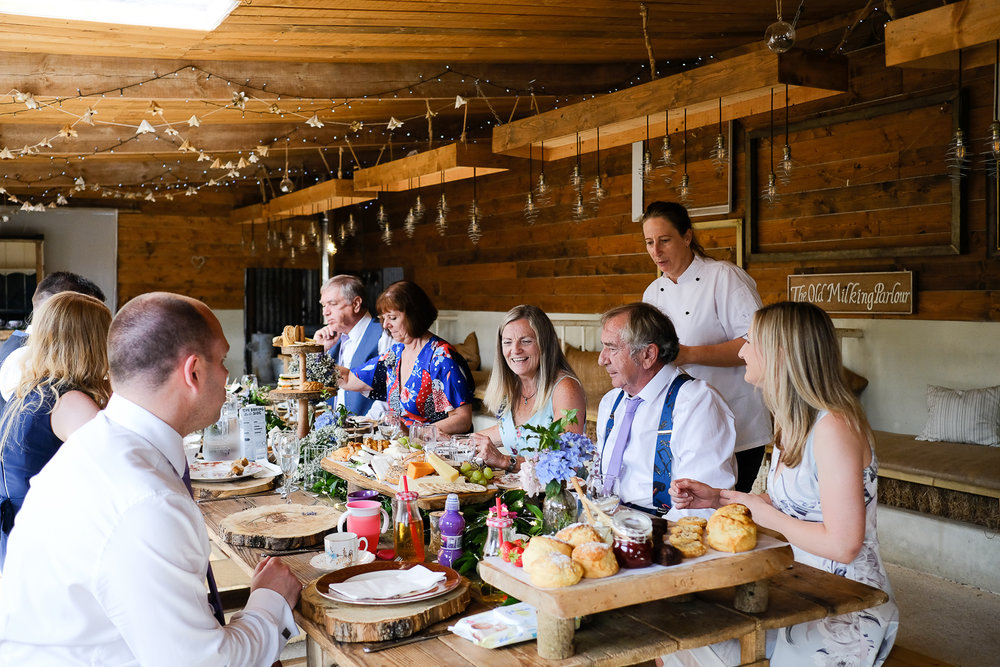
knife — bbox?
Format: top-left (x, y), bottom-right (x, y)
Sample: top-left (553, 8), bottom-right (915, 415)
top-left (260, 546), bottom-right (323, 557)
top-left (362, 630), bottom-right (452, 653)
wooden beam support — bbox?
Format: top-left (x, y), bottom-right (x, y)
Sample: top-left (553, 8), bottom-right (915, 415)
top-left (352, 142), bottom-right (517, 192)
top-left (491, 49), bottom-right (848, 160)
top-left (885, 0), bottom-right (1000, 68)
top-left (230, 178), bottom-right (374, 224)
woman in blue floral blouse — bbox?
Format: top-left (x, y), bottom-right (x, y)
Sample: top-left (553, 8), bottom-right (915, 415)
top-left (337, 281), bottom-right (474, 435)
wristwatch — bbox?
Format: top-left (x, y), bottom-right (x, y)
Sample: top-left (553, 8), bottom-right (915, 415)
top-left (507, 455), bottom-right (518, 472)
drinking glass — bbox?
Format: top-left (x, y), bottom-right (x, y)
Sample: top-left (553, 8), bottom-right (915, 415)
top-left (274, 432), bottom-right (301, 503)
top-left (240, 374), bottom-right (258, 393)
top-left (449, 434), bottom-right (474, 464)
top-left (378, 411), bottom-right (402, 442)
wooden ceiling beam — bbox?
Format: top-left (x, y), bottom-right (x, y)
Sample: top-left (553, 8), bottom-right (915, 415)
top-left (885, 0), bottom-right (1000, 68)
top-left (0, 53), bottom-right (639, 99)
top-left (492, 48), bottom-right (849, 160)
top-left (230, 178), bottom-right (375, 224)
top-left (353, 142), bottom-right (517, 192)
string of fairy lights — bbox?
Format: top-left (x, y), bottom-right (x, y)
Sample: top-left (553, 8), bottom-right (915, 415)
top-left (0, 60), bottom-right (713, 216)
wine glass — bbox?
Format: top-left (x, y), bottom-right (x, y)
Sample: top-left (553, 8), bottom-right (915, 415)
top-left (274, 432), bottom-right (301, 503)
top-left (378, 411), bottom-right (402, 442)
top-left (239, 374), bottom-right (258, 394)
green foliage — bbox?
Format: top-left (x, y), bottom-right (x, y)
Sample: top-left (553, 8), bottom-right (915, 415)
top-left (520, 409), bottom-right (578, 453)
top-left (309, 471), bottom-right (347, 499)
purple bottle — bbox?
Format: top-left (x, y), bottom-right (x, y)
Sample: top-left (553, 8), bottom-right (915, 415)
top-left (437, 493), bottom-right (466, 567)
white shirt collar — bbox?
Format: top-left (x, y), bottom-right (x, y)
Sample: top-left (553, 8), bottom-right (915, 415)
top-left (632, 363), bottom-right (682, 403)
top-left (674, 253), bottom-right (706, 285)
top-left (344, 312), bottom-right (372, 343)
top-left (103, 393), bottom-right (186, 478)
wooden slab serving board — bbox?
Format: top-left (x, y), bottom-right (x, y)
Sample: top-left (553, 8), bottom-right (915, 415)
top-left (479, 539), bottom-right (794, 619)
top-left (192, 474), bottom-right (277, 500)
top-left (220, 503), bottom-right (340, 550)
top-left (321, 457), bottom-right (497, 510)
top-left (299, 578), bottom-right (471, 643)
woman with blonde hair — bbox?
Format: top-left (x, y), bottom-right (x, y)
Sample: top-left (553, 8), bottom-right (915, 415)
top-left (471, 305), bottom-right (586, 473)
top-left (665, 301), bottom-right (897, 666)
top-left (0, 291), bottom-right (112, 568)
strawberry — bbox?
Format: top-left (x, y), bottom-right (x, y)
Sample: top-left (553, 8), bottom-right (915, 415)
top-left (500, 539), bottom-right (525, 566)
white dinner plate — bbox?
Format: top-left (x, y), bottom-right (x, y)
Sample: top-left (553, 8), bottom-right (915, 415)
top-left (188, 459), bottom-right (264, 482)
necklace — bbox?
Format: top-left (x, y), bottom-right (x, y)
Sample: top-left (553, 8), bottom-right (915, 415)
top-left (521, 388), bottom-right (537, 405)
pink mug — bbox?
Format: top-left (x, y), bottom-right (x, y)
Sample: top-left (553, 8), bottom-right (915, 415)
top-left (337, 500), bottom-right (389, 553)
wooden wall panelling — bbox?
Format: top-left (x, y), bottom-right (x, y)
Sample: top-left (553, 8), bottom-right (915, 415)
top-left (746, 89), bottom-right (963, 261)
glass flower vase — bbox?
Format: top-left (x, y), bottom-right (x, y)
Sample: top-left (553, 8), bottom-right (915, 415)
top-left (542, 481), bottom-right (577, 534)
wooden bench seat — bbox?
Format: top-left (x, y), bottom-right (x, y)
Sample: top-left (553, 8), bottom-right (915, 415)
top-left (873, 431), bottom-right (1000, 530)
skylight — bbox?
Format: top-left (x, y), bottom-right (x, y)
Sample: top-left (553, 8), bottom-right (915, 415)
top-left (0, 0), bottom-right (239, 31)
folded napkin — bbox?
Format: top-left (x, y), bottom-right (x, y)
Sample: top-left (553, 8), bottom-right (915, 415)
top-left (328, 565), bottom-right (446, 600)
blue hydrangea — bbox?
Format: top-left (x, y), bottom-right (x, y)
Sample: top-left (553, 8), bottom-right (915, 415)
top-left (534, 432), bottom-right (595, 485)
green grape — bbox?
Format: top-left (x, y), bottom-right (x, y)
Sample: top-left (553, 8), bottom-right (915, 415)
top-left (482, 467), bottom-right (494, 480)
top-left (459, 461), bottom-right (472, 473)
top-left (470, 470), bottom-right (484, 484)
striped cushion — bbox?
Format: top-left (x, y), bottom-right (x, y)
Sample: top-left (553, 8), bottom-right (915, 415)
top-left (917, 385), bottom-right (1000, 446)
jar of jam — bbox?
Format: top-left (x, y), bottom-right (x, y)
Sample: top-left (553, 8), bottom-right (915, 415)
top-left (611, 509), bottom-right (654, 568)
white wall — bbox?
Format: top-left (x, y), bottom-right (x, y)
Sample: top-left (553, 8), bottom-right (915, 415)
top-left (834, 318), bottom-right (1000, 434)
top-left (0, 207), bottom-right (117, 309)
top-left (214, 309), bottom-right (247, 382)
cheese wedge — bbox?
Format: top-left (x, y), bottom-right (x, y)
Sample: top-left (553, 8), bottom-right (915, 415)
top-left (406, 461), bottom-right (435, 479)
top-left (424, 450), bottom-right (460, 483)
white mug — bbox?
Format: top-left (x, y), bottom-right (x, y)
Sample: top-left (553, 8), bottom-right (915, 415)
top-left (324, 531), bottom-right (369, 568)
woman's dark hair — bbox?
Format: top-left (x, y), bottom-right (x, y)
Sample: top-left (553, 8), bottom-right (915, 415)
top-left (640, 201), bottom-right (706, 257)
top-left (375, 280), bottom-right (438, 337)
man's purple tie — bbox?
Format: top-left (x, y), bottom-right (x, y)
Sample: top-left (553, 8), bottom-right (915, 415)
top-left (181, 465), bottom-right (227, 626)
top-left (332, 333), bottom-right (350, 409)
top-left (603, 396), bottom-right (643, 495)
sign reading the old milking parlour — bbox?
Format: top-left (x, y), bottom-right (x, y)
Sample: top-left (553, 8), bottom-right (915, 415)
top-left (787, 271), bottom-right (913, 314)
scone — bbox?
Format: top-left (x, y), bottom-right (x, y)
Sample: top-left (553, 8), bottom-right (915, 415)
top-left (555, 523), bottom-right (603, 547)
top-left (668, 533), bottom-right (708, 558)
top-left (520, 536), bottom-right (574, 571)
top-left (525, 552), bottom-right (584, 588)
top-left (571, 542), bottom-right (619, 578)
top-left (677, 516), bottom-right (707, 530)
top-left (706, 503), bottom-right (757, 553)
top-left (669, 524), bottom-right (704, 539)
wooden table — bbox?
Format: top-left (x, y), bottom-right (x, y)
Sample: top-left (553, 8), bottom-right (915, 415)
top-left (321, 457), bottom-right (497, 510)
top-left (199, 493), bottom-right (888, 667)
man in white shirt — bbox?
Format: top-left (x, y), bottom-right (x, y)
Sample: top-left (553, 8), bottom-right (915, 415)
top-left (597, 302), bottom-right (736, 520)
top-left (314, 275), bottom-right (391, 416)
top-left (0, 292), bottom-right (301, 667)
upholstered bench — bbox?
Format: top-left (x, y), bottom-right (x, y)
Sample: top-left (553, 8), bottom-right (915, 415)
top-left (873, 430), bottom-right (1000, 530)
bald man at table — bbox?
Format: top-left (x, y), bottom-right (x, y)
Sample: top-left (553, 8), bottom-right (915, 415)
top-left (0, 292), bottom-right (302, 667)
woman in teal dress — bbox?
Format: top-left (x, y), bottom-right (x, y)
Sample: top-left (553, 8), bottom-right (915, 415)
top-left (666, 301), bottom-right (898, 667)
top-left (471, 305), bottom-right (586, 473)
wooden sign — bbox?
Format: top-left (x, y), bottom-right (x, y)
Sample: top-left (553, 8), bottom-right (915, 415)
top-left (787, 271), bottom-right (913, 314)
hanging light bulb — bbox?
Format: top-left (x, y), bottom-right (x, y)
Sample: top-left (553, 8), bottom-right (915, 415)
top-left (570, 133), bottom-right (584, 190)
top-left (326, 235), bottom-right (337, 256)
top-left (289, 245), bottom-right (297, 262)
top-left (640, 116), bottom-right (654, 185)
top-left (778, 85), bottom-right (796, 184)
top-left (338, 223), bottom-right (347, 244)
top-left (765, 0), bottom-right (795, 53)
top-left (660, 108), bottom-right (676, 184)
top-left (986, 41), bottom-right (1000, 174)
top-left (524, 191), bottom-right (540, 224)
top-left (299, 233), bottom-right (309, 251)
top-left (762, 87), bottom-right (781, 206)
top-left (376, 204), bottom-right (387, 229)
top-left (279, 140), bottom-right (294, 193)
top-left (347, 212), bottom-right (357, 237)
top-left (436, 170), bottom-right (449, 235)
top-left (467, 167), bottom-right (482, 244)
top-left (413, 193), bottom-right (425, 223)
top-left (571, 188), bottom-right (587, 222)
top-left (677, 108), bottom-right (692, 202)
top-left (524, 143), bottom-right (540, 224)
top-left (404, 207), bottom-right (416, 238)
top-left (381, 216), bottom-right (393, 246)
top-left (711, 98), bottom-right (729, 173)
top-left (534, 140), bottom-right (552, 205)
top-left (947, 50), bottom-right (970, 181)
top-left (590, 128), bottom-right (606, 206)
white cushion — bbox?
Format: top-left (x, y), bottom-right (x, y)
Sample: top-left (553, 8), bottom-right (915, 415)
top-left (916, 384), bottom-right (1000, 446)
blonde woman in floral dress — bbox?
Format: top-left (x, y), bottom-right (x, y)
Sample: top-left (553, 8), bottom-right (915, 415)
top-left (666, 301), bottom-right (898, 667)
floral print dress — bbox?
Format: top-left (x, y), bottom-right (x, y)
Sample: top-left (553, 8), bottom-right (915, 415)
top-left (661, 411), bottom-right (898, 667)
top-left (353, 335), bottom-right (473, 426)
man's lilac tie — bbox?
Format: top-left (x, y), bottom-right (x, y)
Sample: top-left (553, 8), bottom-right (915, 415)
top-left (332, 333), bottom-right (350, 409)
top-left (603, 396), bottom-right (643, 495)
top-left (181, 465), bottom-right (227, 626)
